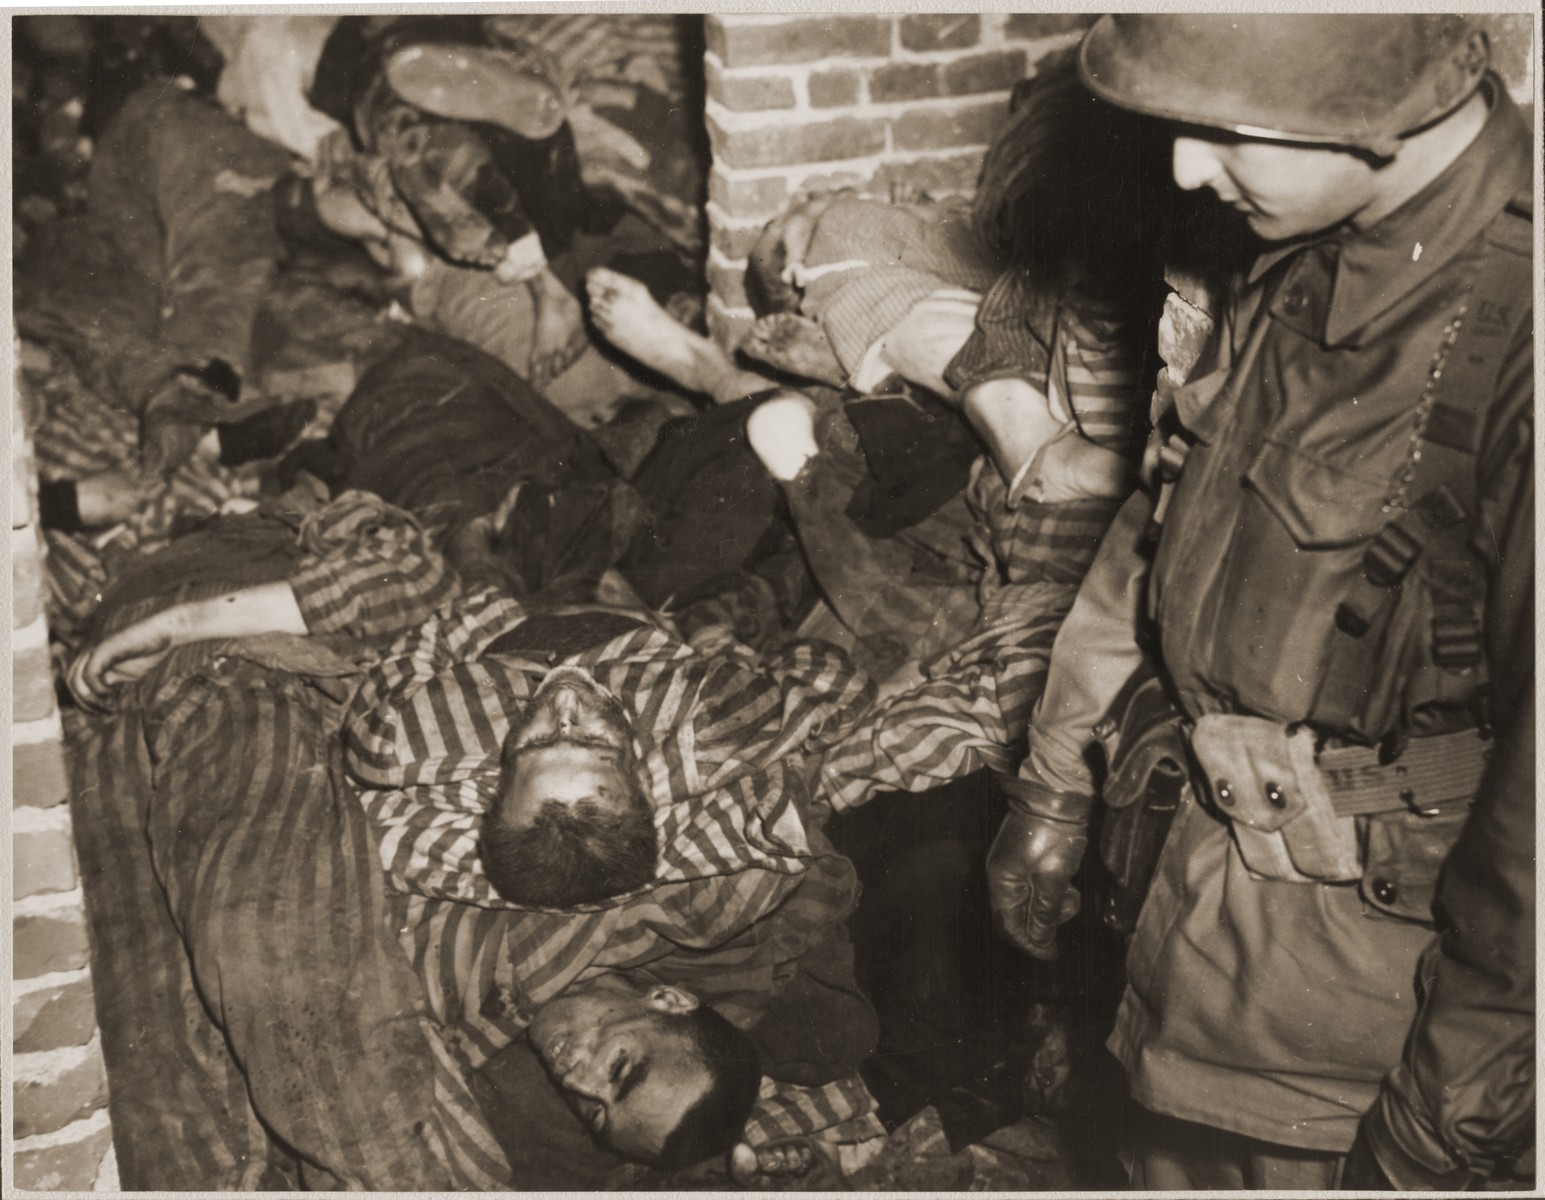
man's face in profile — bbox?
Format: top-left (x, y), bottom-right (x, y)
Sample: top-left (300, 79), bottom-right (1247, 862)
top-left (501, 665), bottom-right (638, 824)
top-left (528, 976), bottom-right (713, 1161)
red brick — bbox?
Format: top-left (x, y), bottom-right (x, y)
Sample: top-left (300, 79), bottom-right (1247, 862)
top-left (706, 256), bottom-right (750, 311)
top-left (706, 295), bottom-right (756, 353)
top-left (708, 113), bottom-right (887, 171)
top-left (13, 639), bottom-right (58, 723)
top-left (13, 1050), bottom-right (109, 1138)
top-left (13, 736), bottom-right (70, 808)
top-left (709, 168), bottom-right (794, 218)
top-left (891, 101), bottom-right (1006, 152)
top-left (15, 823), bottom-right (79, 897)
top-left (942, 50), bottom-right (1027, 96)
top-left (11, 1121), bottom-right (114, 1191)
top-left (900, 14), bottom-right (980, 52)
top-left (870, 62), bottom-right (940, 104)
top-left (14, 906), bottom-right (92, 978)
top-left (708, 16), bottom-right (892, 68)
top-left (1004, 14), bottom-right (1095, 40)
top-left (808, 68), bottom-right (862, 109)
top-left (706, 61), bottom-right (797, 112)
top-left (14, 976), bottom-right (99, 1053)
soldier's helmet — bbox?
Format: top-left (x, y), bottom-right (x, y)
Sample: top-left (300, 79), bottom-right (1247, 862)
top-left (1078, 14), bottom-right (1490, 156)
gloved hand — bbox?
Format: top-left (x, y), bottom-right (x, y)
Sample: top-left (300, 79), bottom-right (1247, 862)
top-left (986, 776), bottom-right (1093, 959)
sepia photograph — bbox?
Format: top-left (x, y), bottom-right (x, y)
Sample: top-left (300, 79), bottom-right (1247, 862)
top-left (6, 5), bottom-right (1539, 1193)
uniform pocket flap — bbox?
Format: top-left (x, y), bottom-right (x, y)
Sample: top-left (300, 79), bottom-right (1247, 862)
top-left (1360, 804), bottom-right (1470, 924)
top-left (1190, 714), bottom-right (1311, 832)
top-left (1244, 441), bottom-right (1390, 549)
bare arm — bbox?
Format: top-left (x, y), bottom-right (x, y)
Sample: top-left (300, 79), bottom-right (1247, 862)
top-left (68, 581), bottom-right (308, 711)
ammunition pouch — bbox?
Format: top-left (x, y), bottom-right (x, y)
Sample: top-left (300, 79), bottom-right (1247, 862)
top-left (1190, 715), bottom-right (1362, 881)
top-left (1096, 671), bottom-right (1187, 935)
top-left (1099, 680), bottom-right (1491, 927)
top-left (1189, 715), bottom-right (1491, 922)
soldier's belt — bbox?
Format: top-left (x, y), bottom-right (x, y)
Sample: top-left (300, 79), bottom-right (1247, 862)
top-left (1189, 716), bottom-right (1489, 884)
top-left (1314, 728), bottom-right (1492, 817)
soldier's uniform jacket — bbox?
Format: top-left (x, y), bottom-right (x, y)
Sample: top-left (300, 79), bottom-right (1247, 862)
top-left (1021, 76), bottom-right (1533, 1185)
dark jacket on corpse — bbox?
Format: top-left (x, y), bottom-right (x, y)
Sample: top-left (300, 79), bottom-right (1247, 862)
top-left (14, 83), bottom-right (293, 473)
top-left (297, 328), bottom-right (646, 603)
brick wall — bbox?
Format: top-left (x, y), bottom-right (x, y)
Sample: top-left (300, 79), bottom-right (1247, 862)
top-left (701, 12), bottom-right (1094, 348)
top-left (11, 347), bottom-right (118, 1190)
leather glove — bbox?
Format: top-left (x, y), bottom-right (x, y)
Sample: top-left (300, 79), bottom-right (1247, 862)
top-left (986, 776), bottom-right (1093, 960)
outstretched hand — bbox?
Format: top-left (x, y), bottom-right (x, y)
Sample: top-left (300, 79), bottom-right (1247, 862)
top-left (67, 624), bottom-right (175, 713)
top-left (728, 1137), bottom-right (839, 1189)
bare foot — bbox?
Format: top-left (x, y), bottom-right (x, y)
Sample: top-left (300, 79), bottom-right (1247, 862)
top-left (527, 269), bottom-right (589, 390)
top-left (740, 313), bottom-right (846, 387)
top-left (587, 267), bottom-right (741, 397)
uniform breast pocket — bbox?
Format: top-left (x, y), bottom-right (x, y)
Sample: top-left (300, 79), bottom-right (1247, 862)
top-left (1244, 441), bottom-right (1393, 550)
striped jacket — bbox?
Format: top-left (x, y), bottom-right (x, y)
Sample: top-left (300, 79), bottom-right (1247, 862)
top-left (341, 587), bottom-right (875, 1031)
top-left (340, 586), bottom-right (885, 1148)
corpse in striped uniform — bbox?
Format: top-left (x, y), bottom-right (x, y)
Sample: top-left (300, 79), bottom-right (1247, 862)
top-left (64, 494), bottom-right (497, 1189)
top-left (343, 585), bottom-right (888, 1151)
top-left (67, 491), bottom-right (884, 1186)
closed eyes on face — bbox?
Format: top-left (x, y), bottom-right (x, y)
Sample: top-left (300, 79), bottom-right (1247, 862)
top-left (574, 1048), bottom-right (654, 1143)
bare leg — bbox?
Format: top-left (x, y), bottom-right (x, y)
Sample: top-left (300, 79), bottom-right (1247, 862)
top-left (586, 267), bottom-right (767, 404)
top-left (745, 390), bottom-right (820, 481)
top-left (960, 375), bottom-right (1067, 484)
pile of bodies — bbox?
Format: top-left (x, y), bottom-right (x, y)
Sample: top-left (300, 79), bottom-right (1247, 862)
top-left (14, 14), bottom-right (1174, 1190)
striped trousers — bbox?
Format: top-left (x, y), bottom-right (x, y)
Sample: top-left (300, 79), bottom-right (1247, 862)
top-left (66, 660), bottom-right (509, 1189)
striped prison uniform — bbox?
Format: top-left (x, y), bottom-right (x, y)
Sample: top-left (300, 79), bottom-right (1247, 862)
top-left (64, 494), bottom-right (493, 1189)
top-left (21, 348), bottom-right (268, 652)
top-left (67, 487), bottom-right (881, 1186)
top-left (343, 586), bottom-right (888, 1142)
top-left (481, 12), bottom-right (705, 254)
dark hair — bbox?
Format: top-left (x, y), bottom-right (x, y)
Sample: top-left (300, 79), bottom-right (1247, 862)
top-left (480, 796), bottom-right (658, 907)
top-left (972, 51), bottom-right (1168, 299)
top-left (653, 1006), bottom-right (763, 1170)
